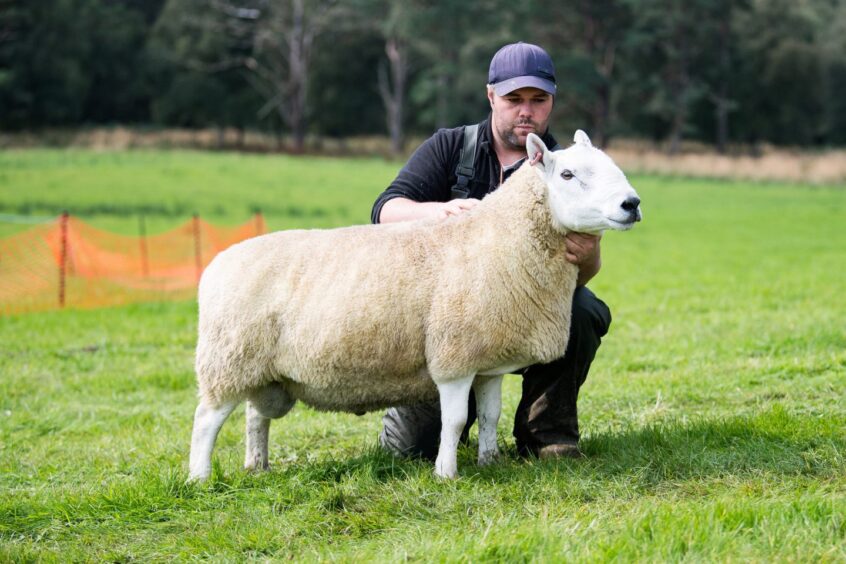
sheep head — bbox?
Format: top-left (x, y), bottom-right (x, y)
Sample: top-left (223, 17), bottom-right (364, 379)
top-left (526, 131), bottom-right (642, 234)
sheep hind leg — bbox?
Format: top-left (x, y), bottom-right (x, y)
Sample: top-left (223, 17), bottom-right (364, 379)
top-left (244, 403), bottom-right (271, 472)
top-left (189, 398), bottom-right (238, 482)
top-left (473, 374), bottom-right (503, 466)
top-left (434, 375), bottom-right (475, 480)
top-left (244, 382), bottom-right (295, 472)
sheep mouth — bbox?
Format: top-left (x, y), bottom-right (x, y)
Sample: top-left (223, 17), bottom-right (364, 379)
top-left (607, 217), bottom-right (638, 230)
top-left (608, 209), bottom-right (642, 228)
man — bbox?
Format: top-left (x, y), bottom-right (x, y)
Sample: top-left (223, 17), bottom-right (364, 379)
top-left (370, 42), bottom-right (611, 460)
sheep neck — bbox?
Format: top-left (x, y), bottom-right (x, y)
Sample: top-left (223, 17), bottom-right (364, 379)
top-left (461, 162), bottom-right (571, 272)
top-left (433, 163), bottom-right (577, 364)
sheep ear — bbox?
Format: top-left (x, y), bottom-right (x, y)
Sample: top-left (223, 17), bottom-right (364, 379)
top-left (526, 133), bottom-right (553, 172)
top-left (574, 129), bottom-right (593, 148)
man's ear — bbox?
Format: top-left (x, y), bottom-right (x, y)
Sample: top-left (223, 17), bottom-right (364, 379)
top-left (526, 133), bottom-right (553, 172)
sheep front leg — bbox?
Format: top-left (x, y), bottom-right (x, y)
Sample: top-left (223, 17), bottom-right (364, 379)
top-left (473, 374), bottom-right (503, 466)
top-left (189, 398), bottom-right (238, 481)
top-left (434, 375), bottom-right (475, 479)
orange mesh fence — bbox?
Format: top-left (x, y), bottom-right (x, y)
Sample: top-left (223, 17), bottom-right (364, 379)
top-left (0, 213), bottom-right (264, 314)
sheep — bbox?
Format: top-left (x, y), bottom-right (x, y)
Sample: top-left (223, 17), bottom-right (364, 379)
top-left (188, 130), bottom-right (642, 481)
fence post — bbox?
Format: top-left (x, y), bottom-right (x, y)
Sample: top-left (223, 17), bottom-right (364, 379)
top-left (192, 213), bottom-right (202, 284)
top-left (255, 210), bottom-right (265, 236)
top-left (59, 211), bottom-right (69, 308)
top-left (138, 214), bottom-right (149, 277)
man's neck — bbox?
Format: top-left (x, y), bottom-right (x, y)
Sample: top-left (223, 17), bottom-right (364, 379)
top-left (492, 137), bottom-right (526, 169)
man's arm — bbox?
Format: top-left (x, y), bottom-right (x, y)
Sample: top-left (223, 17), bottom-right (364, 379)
top-left (371, 128), bottom-right (464, 224)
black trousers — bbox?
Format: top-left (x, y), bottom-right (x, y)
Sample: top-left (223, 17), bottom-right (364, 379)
top-left (379, 286), bottom-right (612, 460)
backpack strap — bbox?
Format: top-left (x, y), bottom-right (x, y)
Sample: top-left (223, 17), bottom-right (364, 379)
top-left (450, 123), bottom-right (479, 199)
top-left (450, 124), bottom-right (560, 199)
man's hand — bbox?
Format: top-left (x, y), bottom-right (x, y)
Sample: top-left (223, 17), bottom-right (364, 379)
top-left (435, 198), bottom-right (481, 220)
top-left (379, 197), bottom-right (481, 223)
top-left (564, 232), bottom-right (600, 265)
top-left (564, 232), bottom-right (602, 286)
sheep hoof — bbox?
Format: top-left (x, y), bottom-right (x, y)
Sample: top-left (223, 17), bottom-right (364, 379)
top-left (434, 460), bottom-right (459, 479)
top-left (186, 471), bottom-right (210, 484)
top-left (434, 469), bottom-right (459, 480)
top-left (478, 450), bottom-right (500, 466)
top-left (244, 464), bottom-right (269, 473)
top-left (244, 457), bottom-right (270, 472)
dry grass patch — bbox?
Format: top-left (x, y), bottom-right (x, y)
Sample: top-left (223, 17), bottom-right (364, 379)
top-left (608, 140), bottom-right (846, 184)
top-left (3, 127), bottom-right (845, 183)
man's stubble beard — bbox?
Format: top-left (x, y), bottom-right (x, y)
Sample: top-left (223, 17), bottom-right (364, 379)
top-left (498, 119), bottom-right (543, 151)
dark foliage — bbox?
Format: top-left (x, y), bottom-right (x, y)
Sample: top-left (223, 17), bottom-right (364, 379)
top-left (1, 0), bottom-right (844, 147)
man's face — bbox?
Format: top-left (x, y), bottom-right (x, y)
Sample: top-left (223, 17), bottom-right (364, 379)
top-left (488, 87), bottom-right (554, 151)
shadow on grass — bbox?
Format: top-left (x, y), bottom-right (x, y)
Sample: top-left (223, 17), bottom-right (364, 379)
top-left (191, 403), bottom-right (845, 498)
top-left (2, 405), bottom-right (842, 551)
top-left (470, 404), bottom-right (845, 486)
top-left (224, 404), bottom-right (844, 488)
top-left (264, 445), bottom-right (430, 486)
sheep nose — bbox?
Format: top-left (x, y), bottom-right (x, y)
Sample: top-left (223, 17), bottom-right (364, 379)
top-left (621, 197), bottom-right (641, 212)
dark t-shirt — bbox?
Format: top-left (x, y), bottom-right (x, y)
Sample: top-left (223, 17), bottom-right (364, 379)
top-left (371, 116), bottom-right (559, 224)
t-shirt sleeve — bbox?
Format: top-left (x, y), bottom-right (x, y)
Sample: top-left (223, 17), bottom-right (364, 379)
top-left (370, 130), bottom-right (457, 224)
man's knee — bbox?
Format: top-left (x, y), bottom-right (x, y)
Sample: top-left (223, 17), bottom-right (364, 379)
top-left (571, 286), bottom-right (612, 339)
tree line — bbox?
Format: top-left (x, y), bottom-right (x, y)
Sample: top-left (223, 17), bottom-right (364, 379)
top-left (2, 0), bottom-right (845, 153)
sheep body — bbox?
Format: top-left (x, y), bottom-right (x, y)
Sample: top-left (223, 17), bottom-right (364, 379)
top-left (189, 130), bottom-right (641, 481)
top-left (196, 162), bottom-right (575, 413)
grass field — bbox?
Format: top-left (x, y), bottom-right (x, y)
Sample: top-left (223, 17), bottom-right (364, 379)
top-left (1, 149), bottom-right (845, 561)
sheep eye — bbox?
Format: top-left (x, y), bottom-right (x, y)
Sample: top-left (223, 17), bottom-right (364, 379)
top-left (561, 170), bottom-right (574, 180)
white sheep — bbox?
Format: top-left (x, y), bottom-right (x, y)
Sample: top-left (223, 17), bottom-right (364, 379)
top-left (188, 131), bottom-right (641, 481)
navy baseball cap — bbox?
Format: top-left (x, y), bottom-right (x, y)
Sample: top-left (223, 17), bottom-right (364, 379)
top-left (488, 42), bottom-right (556, 96)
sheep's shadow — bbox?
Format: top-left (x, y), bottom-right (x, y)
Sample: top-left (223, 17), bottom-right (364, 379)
top-left (274, 447), bottom-right (431, 484)
top-left (219, 408), bottom-right (839, 492)
top-left (465, 407), bottom-right (841, 485)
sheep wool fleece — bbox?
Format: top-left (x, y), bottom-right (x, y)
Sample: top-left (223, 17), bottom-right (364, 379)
top-left (195, 162), bottom-right (579, 415)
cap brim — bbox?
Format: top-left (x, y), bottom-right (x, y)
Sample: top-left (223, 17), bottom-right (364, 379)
top-left (492, 76), bottom-right (556, 96)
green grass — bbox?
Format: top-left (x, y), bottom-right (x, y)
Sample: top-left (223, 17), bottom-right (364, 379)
top-left (0, 149), bottom-right (395, 236)
top-left (1, 149), bottom-right (845, 561)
